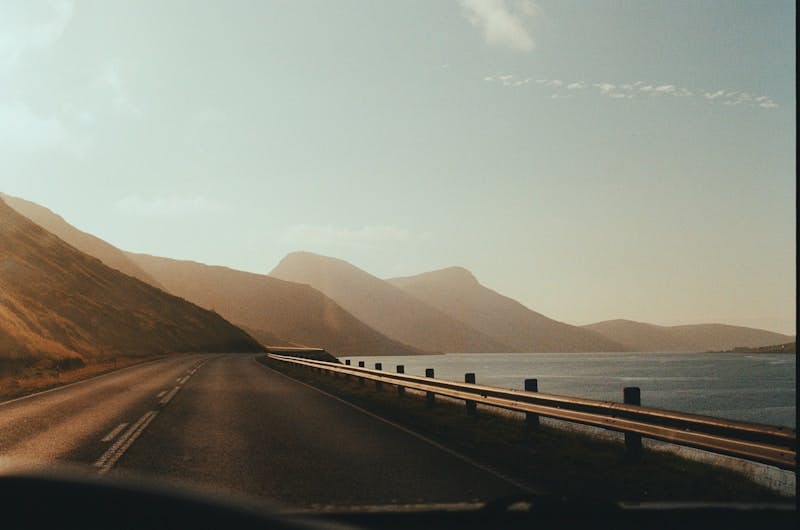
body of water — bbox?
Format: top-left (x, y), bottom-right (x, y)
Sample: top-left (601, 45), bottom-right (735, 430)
top-left (343, 352), bottom-right (796, 428)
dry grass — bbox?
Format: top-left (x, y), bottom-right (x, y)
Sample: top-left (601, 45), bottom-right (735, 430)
top-left (0, 355), bottom-right (165, 402)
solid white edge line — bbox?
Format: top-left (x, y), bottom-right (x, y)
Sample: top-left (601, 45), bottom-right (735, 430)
top-left (252, 356), bottom-right (539, 495)
top-left (0, 356), bottom-right (184, 408)
top-left (100, 422), bottom-right (129, 443)
top-left (156, 390), bottom-right (167, 399)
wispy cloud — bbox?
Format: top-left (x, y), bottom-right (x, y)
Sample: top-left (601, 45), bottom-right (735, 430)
top-left (459, 0), bottom-right (540, 52)
top-left (0, 100), bottom-right (91, 156)
top-left (0, 101), bottom-right (65, 150)
top-left (484, 74), bottom-right (531, 86)
top-left (0, 0), bottom-right (74, 73)
top-left (115, 195), bottom-right (229, 216)
top-left (97, 63), bottom-right (142, 119)
top-left (484, 74), bottom-right (779, 109)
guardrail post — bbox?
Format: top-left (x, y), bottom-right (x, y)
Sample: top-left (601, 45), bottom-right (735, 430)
top-left (375, 363), bottom-right (382, 392)
top-left (425, 368), bottom-right (435, 408)
top-left (358, 361), bottom-right (365, 386)
top-left (624, 387), bottom-right (642, 461)
top-left (343, 359), bottom-right (350, 380)
top-left (524, 378), bottom-right (539, 430)
top-left (465, 373), bottom-right (477, 415)
top-left (396, 365), bottom-right (405, 397)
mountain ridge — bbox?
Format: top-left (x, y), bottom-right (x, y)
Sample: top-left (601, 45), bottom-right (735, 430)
top-left (0, 193), bottom-right (164, 290)
top-left (582, 319), bottom-right (794, 352)
top-left (125, 252), bottom-right (426, 357)
top-left (387, 267), bottom-right (627, 352)
top-left (270, 252), bottom-right (514, 353)
top-left (3, 194), bottom-right (428, 357)
top-left (0, 196), bottom-right (263, 363)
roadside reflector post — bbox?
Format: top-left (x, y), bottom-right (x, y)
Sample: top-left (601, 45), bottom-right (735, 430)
top-left (375, 363), bottom-right (383, 392)
top-left (524, 378), bottom-right (540, 431)
top-left (465, 373), bottom-right (477, 416)
top-left (624, 387), bottom-right (642, 461)
top-left (396, 365), bottom-right (405, 397)
top-left (425, 368), bottom-right (435, 408)
top-left (358, 361), bottom-right (365, 386)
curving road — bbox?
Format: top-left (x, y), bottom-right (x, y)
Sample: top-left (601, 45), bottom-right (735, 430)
top-left (0, 354), bottom-right (524, 509)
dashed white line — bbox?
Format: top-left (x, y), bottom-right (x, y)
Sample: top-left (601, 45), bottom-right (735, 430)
top-left (100, 423), bottom-right (129, 443)
top-left (94, 411), bottom-right (158, 474)
top-left (90, 358), bottom-right (212, 475)
top-left (159, 386), bottom-right (181, 405)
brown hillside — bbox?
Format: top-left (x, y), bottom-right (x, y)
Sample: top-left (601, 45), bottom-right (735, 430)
top-left (0, 197), bottom-right (262, 362)
top-left (388, 267), bottom-right (626, 352)
top-left (125, 253), bottom-right (425, 357)
top-left (1, 193), bottom-right (164, 290)
top-left (583, 319), bottom-right (794, 352)
top-left (270, 252), bottom-right (513, 353)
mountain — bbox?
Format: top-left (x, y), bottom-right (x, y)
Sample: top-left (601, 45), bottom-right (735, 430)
top-left (387, 267), bottom-right (626, 352)
top-left (0, 197), bottom-right (262, 364)
top-left (270, 252), bottom-right (513, 353)
top-left (582, 319), bottom-right (794, 352)
top-left (1, 193), bottom-right (164, 289)
top-left (125, 253), bottom-right (424, 357)
top-left (725, 342), bottom-right (795, 354)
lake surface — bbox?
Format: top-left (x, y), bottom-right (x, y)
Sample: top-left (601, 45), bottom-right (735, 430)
top-left (342, 352), bottom-right (796, 428)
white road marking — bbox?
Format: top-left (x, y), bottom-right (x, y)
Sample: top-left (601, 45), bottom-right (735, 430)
top-left (100, 423), bottom-right (129, 443)
top-left (94, 410), bottom-right (158, 474)
top-left (159, 386), bottom-right (180, 405)
top-left (91, 360), bottom-right (213, 474)
top-left (254, 357), bottom-right (539, 494)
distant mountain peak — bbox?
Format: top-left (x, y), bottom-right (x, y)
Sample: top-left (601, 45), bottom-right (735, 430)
top-left (404, 266), bottom-right (480, 286)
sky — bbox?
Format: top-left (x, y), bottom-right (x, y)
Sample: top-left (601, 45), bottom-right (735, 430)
top-left (1, 0), bottom-right (795, 335)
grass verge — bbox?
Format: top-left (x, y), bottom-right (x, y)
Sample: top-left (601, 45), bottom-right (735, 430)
top-left (260, 356), bottom-right (792, 503)
top-left (0, 355), bottom-right (166, 402)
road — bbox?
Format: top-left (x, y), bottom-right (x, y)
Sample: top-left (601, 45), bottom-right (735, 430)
top-left (0, 354), bottom-right (524, 508)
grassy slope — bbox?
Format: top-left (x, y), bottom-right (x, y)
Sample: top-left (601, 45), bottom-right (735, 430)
top-left (0, 197), bottom-right (263, 364)
top-left (126, 252), bottom-right (425, 357)
top-left (1, 192), bottom-right (164, 289)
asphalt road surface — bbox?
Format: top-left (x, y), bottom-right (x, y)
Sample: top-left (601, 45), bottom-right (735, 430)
top-left (0, 354), bottom-right (523, 508)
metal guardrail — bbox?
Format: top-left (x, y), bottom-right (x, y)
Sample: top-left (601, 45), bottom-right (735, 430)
top-left (267, 354), bottom-right (797, 471)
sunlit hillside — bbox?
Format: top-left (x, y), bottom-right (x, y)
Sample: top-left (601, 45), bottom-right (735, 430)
top-left (389, 267), bottom-right (626, 352)
top-left (271, 252), bottom-right (512, 353)
top-left (0, 197), bottom-right (262, 364)
top-left (126, 253), bottom-right (425, 357)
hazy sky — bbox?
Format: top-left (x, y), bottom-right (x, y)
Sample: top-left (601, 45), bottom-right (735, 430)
top-left (1, 1), bottom-right (795, 334)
